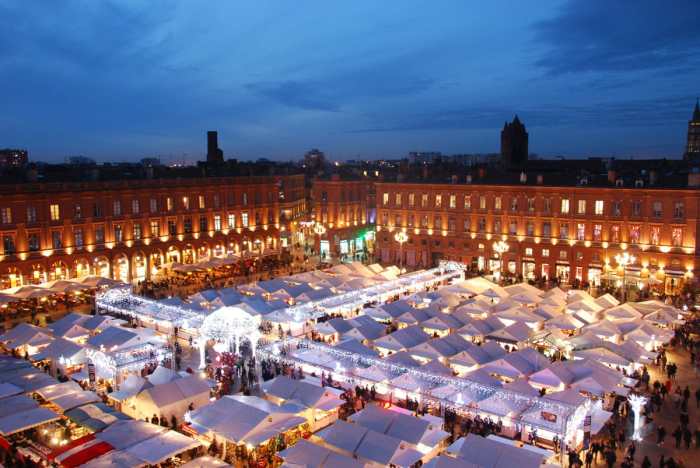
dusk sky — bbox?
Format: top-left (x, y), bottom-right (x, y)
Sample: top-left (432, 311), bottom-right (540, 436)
top-left (2, 1), bottom-right (699, 163)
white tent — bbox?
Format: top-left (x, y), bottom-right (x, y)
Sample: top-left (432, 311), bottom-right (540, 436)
top-left (0, 407), bottom-right (60, 435)
top-left (124, 430), bottom-right (202, 465)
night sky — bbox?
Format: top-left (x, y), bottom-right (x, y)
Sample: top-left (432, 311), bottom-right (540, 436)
top-left (2, 1), bottom-right (699, 162)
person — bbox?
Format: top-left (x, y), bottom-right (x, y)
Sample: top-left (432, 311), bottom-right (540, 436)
top-left (641, 455), bottom-right (651, 468)
top-left (604, 448), bottom-right (616, 468)
top-left (659, 454), bottom-right (665, 468)
top-left (673, 425), bottom-right (682, 448)
top-left (695, 388), bottom-right (700, 409)
top-left (657, 425), bottom-right (666, 445)
top-left (585, 449), bottom-right (593, 468)
top-left (683, 427), bottom-right (691, 449)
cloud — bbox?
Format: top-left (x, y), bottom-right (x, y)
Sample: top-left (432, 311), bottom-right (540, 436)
top-left (532, 0), bottom-right (700, 75)
top-left (246, 81), bottom-right (341, 112)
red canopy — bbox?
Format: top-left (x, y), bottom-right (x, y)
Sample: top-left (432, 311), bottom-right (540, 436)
top-left (48, 433), bottom-right (95, 461)
top-left (60, 441), bottom-right (113, 468)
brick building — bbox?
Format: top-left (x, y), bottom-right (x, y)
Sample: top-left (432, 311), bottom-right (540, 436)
top-left (375, 171), bottom-right (700, 294)
top-left (0, 174), bottom-right (305, 287)
top-left (311, 176), bottom-right (375, 261)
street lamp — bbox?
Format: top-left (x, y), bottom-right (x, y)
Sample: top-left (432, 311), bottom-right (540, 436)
top-left (394, 231), bottom-right (409, 271)
top-left (615, 252), bottom-right (636, 302)
top-left (492, 240), bottom-right (509, 281)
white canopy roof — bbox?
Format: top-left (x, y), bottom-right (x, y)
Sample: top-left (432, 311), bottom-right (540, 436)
top-left (124, 430), bottom-right (202, 465)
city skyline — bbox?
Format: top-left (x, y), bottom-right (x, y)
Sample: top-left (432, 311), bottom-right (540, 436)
top-left (2, 1), bottom-right (699, 162)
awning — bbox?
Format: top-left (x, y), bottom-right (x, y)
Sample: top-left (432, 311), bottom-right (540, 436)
top-left (0, 407), bottom-right (60, 435)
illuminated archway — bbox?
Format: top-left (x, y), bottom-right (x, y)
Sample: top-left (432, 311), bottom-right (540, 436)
top-left (113, 254), bottom-right (129, 283)
top-left (49, 261), bottom-right (69, 281)
top-left (197, 306), bottom-right (261, 369)
top-left (132, 251), bottom-right (147, 282)
top-left (30, 264), bottom-right (47, 285)
top-left (212, 243), bottom-right (225, 258)
top-left (2, 266), bottom-right (22, 289)
top-left (165, 246), bottom-right (180, 264)
top-left (93, 256), bottom-right (110, 278)
top-left (73, 258), bottom-right (90, 278)
top-left (182, 244), bottom-right (195, 264)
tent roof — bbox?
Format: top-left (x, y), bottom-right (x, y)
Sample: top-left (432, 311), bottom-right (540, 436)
top-left (124, 430), bottom-right (202, 465)
top-left (33, 337), bottom-right (85, 362)
top-left (96, 420), bottom-right (167, 450)
top-left (457, 434), bottom-right (545, 468)
top-left (0, 407), bottom-right (60, 435)
top-left (179, 456), bottom-right (231, 468)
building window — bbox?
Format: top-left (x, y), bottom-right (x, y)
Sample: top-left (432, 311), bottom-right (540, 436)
top-left (382, 193), bottom-right (389, 206)
top-left (561, 198), bottom-right (569, 214)
top-left (674, 202), bottom-right (684, 219)
top-left (93, 203), bottom-right (102, 218)
top-left (52, 231), bottom-right (62, 249)
top-left (133, 223), bottom-right (142, 240)
top-left (50, 204), bottom-right (60, 221)
top-left (95, 227), bottom-right (105, 244)
top-left (509, 221), bottom-right (517, 235)
top-left (114, 225), bottom-right (122, 242)
top-left (395, 214), bottom-right (402, 227)
top-left (408, 193), bottom-right (415, 207)
top-left (150, 220), bottom-right (160, 237)
top-left (198, 195), bottom-right (205, 209)
top-left (150, 198), bottom-right (158, 213)
top-left (421, 215), bottom-right (429, 228)
top-left (526, 221), bottom-right (534, 236)
top-left (74, 204), bottom-right (82, 219)
top-left (632, 200), bottom-right (641, 216)
top-left (166, 197), bottom-right (173, 212)
top-left (493, 218), bottom-right (501, 234)
top-left (510, 197), bottom-right (518, 212)
top-left (593, 224), bottom-right (602, 241)
top-left (543, 198), bottom-right (551, 214)
top-left (477, 218), bottom-right (486, 233)
top-left (408, 214), bottom-right (414, 227)
top-left (542, 222), bottom-right (551, 238)
top-left (395, 193), bottom-right (402, 207)
top-left (525, 247), bottom-right (533, 256)
top-left (479, 196), bottom-right (486, 210)
top-left (629, 225), bottom-right (640, 244)
top-left (435, 194), bottom-right (442, 208)
top-left (113, 200), bottom-right (121, 216)
top-left (495, 197), bottom-right (502, 210)
top-left (168, 220), bottom-right (176, 236)
top-left (242, 193), bottom-right (248, 206)
top-left (594, 200), bottom-right (604, 215)
top-left (132, 199), bottom-right (140, 214)
top-left (559, 250), bottom-right (568, 260)
top-left (527, 198), bottom-right (535, 212)
top-left (242, 212), bottom-right (249, 227)
top-left (213, 194), bottom-right (220, 209)
top-left (183, 218), bottom-right (192, 233)
top-left (3, 235), bottom-right (15, 255)
top-left (228, 214), bottom-right (235, 229)
top-left (199, 216), bottom-right (207, 232)
top-left (434, 215), bottom-right (442, 230)
top-left (576, 223), bottom-right (585, 240)
top-left (463, 218), bottom-right (470, 232)
top-left (610, 225), bottom-right (620, 243)
top-left (612, 201), bottom-right (621, 216)
top-left (542, 248), bottom-right (550, 257)
top-left (650, 226), bottom-right (660, 245)
top-left (0, 207), bottom-right (11, 224)
top-left (214, 215), bottom-right (222, 231)
top-left (577, 199), bottom-right (586, 215)
top-left (652, 201), bottom-right (662, 218)
top-left (672, 228), bottom-right (683, 247)
top-left (27, 206), bottom-right (37, 223)
top-left (182, 196), bottom-right (190, 210)
top-left (74, 228), bottom-right (83, 248)
top-left (381, 212), bottom-right (389, 226)
top-left (28, 233), bottom-right (40, 251)
top-left (464, 195), bottom-right (471, 210)
top-left (560, 223), bottom-right (569, 239)
top-left (449, 194), bottom-right (456, 209)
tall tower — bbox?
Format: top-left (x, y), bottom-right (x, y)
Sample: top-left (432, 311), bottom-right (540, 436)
top-left (206, 131), bottom-right (224, 164)
top-left (500, 115), bottom-right (529, 166)
top-left (685, 99), bottom-right (700, 160)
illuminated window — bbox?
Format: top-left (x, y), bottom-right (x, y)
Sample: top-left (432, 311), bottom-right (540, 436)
top-left (182, 196), bottom-right (190, 210)
top-left (561, 198), bottom-right (569, 214)
top-left (421, 194), bottom-right (428, 208)
top-left (449, 194), bottom-right (456, 209)
top-left (214, 215), bottom-right (222, 231)
top-left (559, 250), bottom-right (568, 260)
top-left (650, 226), bottom-right (660, 245)
top-left (577, 199), bottom-right (586, 215)
top-left (509, 221), bottom-right (517, 235)
top-left (382, 193), bottom-right (389, 206)
top-left (528, 198), bottom-right (535, 212)
top-left (407, 214), bottom-right (414, 227)
top-left (576, 223), bottom-right (585, 240)
top-left (652, 201), bottom-right (662, 218)
top-left (594, 200), bottom-right (604, 215)
top-left (542, 248), bottom-right (550, 257)
top-left (543, 198), bottom-right (551, 214)
top-left (242, 193), bottom-right (248, 206)
top-left (593, 224), bottom-right (602, 241)
top-left (114, 224), bottom-right (122, 243)
top-left (612, 201), bottom-right (621, 216)
top-left (166, 197), bottom-right (173, 212)
top-left (493, 218), bottom-right (501, 233)
top-left (133, 223), bottom-right (142, 240)
top-left (421, 215), bottom-right (429, 228)
top-left (479, 196), bottom-right (486, 210)
top-left (495, 197), bottom-right (502, 210)
top-left (408, 193), bottom-right (415, 207)
top-left (672, 228), bottom-right (683, 246)
top-left (463, 218), bottom-right (470, 232)
top-left (559, 223), bottom-right (569, 239)
top-left (610, 225), bottom-right (620, 243)
top-left (395, 193), bottom-right (402, 206)
top-left (525, 247), bottom-right (533, 256)
top-left (434, 216), bottom-right (442, 230)
top-left (629, 225), bottom-right (640, 243)
top-left (435, 194), bottom-right (442, 208)
top-left (510, 197), bottom-right (518, 212)
top-left (150, 220), bottom-right (160, 237)
top-left (0, 208), bottom-right (11, 224)
top-left (526, 221), bottom-right (534, 236)
top-left (50, 204), bottom-right (60, 221)
top-left (674, 202), bottom-right (684, 219)
top-left (242, 212), bottom-right (249, 227)
top-left (464, 195), bottom-right (471, 210)
top-left (228, 214), bottom-right (236, 229)
top-left (198, 195), bottom-right (205, 209)
top-left (113, 200), bottom-right (121, 216)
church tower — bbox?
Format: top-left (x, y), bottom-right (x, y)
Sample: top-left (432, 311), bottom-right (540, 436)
top-left (685, 99), bottom-right (700, 160)
top-left (501, 115), bottom-right (529, 166)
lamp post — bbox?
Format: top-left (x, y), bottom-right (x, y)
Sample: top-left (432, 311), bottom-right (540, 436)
top-left (615, 252), bottom-right (636, 302)
top-left (492, 240), bottom-right (509, 282)
top-left (394, 231), bottom-right (409, 272)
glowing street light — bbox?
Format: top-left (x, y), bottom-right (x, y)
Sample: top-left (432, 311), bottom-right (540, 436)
top-left (615, 252), bottom-right (636, 302)
top-left (492, 240), bottom-right (509, 281)
top-left (313, 223), bottom-right (327, 236)
top-left (394, 231), bottom-right (409, 271)
top-left (628, 394), bottom-right (647, 441)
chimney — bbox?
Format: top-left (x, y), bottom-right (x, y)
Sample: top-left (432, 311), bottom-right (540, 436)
top-left (649, 170), bottom-right (657, 185)
top-left (520, 171), bottom-right (527, 184)
top-left (536, 174), bottom-right (543, 185)
top-left (607, 170), bottom-right (616, 184)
